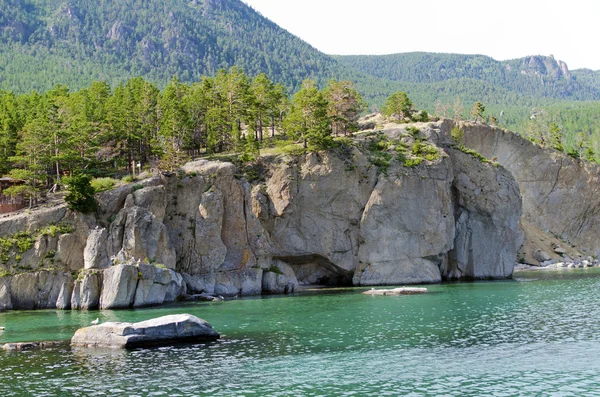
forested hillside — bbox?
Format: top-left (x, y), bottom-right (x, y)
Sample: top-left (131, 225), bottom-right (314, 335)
top-left (334, 52), bottom-right (600, 101)
top-left (2, 0), bottom-right (600, 170)
top-left (0, 0), bottom-right (345, 92)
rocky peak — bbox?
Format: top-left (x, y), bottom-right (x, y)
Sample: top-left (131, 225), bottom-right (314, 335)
top-left (519, 55), bottom-right (572, 80)
top-left (106, 20), bottom-right (125, 41)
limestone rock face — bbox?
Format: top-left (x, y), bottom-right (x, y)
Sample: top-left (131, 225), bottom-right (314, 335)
top-left (214, 267), bottom-right (263, 296)
top-left (187, 190), bottom-right (227, 275)
top-left (110, 206), bottom-right (176, 269)
top-left (56, 233), bottom-right (86, 271)
top-left (262, 151), bottom-right (377, 283)
top-left (262, 261), bottom-right (298, 294)
top-left (0, 278), bottom-right (12, 311)
top-left (84, 228), bottom-right (111, 270)
top-left (453, 120), bottom-right (600, 257)
top-left (444, 148), bottom-right (523, 279)
top-left (0, 122), bottom-right (533, 311)
top-left (8, 271), bottom-right (74, 310)
top-left (71, 271), bottom-right (102, 310)
top-left (134, 264), bottom-right (186, 307)
top-left (71, 314), bottom-right (220, 348)
top-left (356, 159), bottom-right (455, 285)
top-left (99, 265), bottom-right (138, 309)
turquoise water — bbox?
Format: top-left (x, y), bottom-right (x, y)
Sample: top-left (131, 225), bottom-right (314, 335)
top-left (2, 269), bottom-right (600, 396)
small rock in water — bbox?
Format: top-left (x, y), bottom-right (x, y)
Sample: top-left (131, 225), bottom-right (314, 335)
top-left (362, 287), bottom-right (428, 296)
top-left (2, 341), bottom-right (64, 351)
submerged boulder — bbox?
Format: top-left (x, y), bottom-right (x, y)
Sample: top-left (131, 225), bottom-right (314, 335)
top-left (71, 314), bottom-right (220, 348)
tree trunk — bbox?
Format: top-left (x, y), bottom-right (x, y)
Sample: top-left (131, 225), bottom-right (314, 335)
top-left (271, 116), bottom-right (275, 138)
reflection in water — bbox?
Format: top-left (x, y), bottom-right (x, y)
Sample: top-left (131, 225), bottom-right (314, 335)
top-left (1, 269), bottom-right (600, 396)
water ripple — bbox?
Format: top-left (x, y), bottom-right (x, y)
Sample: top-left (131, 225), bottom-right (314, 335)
top-left (2, 270), bottom-right (600, 395)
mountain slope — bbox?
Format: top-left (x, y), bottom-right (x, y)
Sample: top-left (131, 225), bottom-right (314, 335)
top-left (334, 52), bottom-right (600, 101)
top-left (0, 0), bottom-right (345, 92)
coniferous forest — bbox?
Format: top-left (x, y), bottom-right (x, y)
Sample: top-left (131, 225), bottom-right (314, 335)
top-left (2, 0), bottom-right (600, 200)
top-left (0, 67), bottom-right (366, 203)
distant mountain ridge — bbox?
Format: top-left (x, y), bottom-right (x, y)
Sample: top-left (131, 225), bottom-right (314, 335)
top-left (1, 0), bottom-right (600, 109)
top-left (334, 52), bottom-right (600, 101)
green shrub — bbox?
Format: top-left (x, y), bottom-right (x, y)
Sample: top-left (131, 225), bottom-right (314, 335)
top-left (412, 142), bottom-right (440, 162)
top-left (65, 174), bottom-right (97, 213)
top-left (406, 126), bottom-right (420, 138)
top-left (38, 223), bottom-right (73, 237)
top-left (122, 175), bottom-right (136, 183)
top-left (404, 158), bottom-right (423, 167)
top-left (266, 265), bottom-right (283, 275)
top-left (14, 232), bottom-right (34, 253)
top-left (451, 127), bottom-right (465, 144)
top-left (458, 146), bottom-right (490, 163)
top-left (91, 177), bottom-right (119, 193)
top-left (369, 152), bottom-right (392, 173)
top-left (416, 110), bottom-right (430, 122)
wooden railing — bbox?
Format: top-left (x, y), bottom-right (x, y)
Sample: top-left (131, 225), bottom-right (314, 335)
top-left (0, 195), bottom-right (25, 214)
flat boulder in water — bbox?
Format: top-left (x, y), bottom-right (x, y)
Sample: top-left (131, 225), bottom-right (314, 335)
top-left (363, 287), bottom-right (428, 296)
top-left (71, 314), bottom-right (219, 348)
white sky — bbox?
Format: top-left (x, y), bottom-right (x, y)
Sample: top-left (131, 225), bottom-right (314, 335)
top-left (242, 0), bottom-right (598, 71)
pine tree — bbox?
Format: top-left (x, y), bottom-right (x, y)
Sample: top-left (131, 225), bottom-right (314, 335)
top-left (283, 80), bottom-right (332, 149)
top-left (382, 92), bottom-right (414, 122)
top-left (471, 102), bottom-right (485, 122)
top-left (324, 80), bottom-right (365, 136)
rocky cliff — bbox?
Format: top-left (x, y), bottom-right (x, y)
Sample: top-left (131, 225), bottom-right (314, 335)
top-left (451, 120), bottom-right (600, 261)
top-left (0, 121), bottom-right (525, 311)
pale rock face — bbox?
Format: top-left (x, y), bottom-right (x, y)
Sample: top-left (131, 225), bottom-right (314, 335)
top-left (133, 186), bottom-right (167, 223)
top-left (9, 271), bottom-right (73, 310)
top-left (262, 261), bottom-right (298, 294)
top-left (454, 121), bottom-right (600, 257)
top-left (187, 190), bottom-right (226, 275)
top-left (133, 264), bottom-right (186, 307)
top-left (0, 278), bottom-right (12, 311)
top-left (96, 184), bottom-right (133, 223)
top-left (356, 159), bottom-right (455, 285)
top-left (263, 151), bottom-right (377, 278)
top-left (444, 148), bottom-right (523, 279)
top-left (182, 273), bottom-right (216, 295)
top-left (56, 233), bottom-right (86, 271)
top-left (0, 121), bottom-right (534, 311)
top-left (164, 269), bottom-right (186, 301)
top-left (134, 264), bottom-right (170, 307)
top-left (111, 206), bottom-right (176, 269)
top-left (99, 265), bottom-right (138, 309)
top-left (84, 228), bottom-right (111, 270)
top-left (71, 271), bottom-right (102, 310)
top-left (214, 268), bottom-right (263, 296)
top-left (0, 205), bottom-right (67, 236)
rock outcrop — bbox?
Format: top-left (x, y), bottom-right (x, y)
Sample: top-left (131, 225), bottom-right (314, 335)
top-left (71, 314), bottom-right (219, 348)
top-left (0, 120), bottom-right (533, 311)
top-left (450, 120), bottom-right (600, 260)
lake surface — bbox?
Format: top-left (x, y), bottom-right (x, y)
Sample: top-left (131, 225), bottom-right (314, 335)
top-left (2, 269), bottom-right (600, 396)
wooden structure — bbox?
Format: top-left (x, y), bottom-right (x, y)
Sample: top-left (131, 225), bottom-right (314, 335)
top-left (0, 178), bottom-right (25, 214)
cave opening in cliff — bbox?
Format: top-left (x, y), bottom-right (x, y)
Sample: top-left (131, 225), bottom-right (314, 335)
top-left (274, 254), bottom-right (353, 286)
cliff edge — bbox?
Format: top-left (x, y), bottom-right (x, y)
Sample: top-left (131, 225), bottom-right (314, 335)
top-left (0, 120), bottom-right (524, 311)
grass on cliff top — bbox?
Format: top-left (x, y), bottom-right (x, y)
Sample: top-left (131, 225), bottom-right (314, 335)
top-left (362, 128), bottom-right (442, 174)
